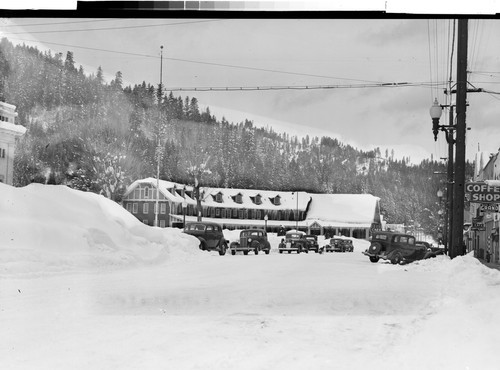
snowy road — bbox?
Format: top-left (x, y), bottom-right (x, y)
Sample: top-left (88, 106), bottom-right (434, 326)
top-left (3, 250), bottom-right (476, 370)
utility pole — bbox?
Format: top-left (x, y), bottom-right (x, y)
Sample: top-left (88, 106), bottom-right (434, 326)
top-left (451, 19), bottom-right (468, 259)
top-left (155, 45), bottom-right (164, 227)
top-left (446, 105), bottom-right (454, 257)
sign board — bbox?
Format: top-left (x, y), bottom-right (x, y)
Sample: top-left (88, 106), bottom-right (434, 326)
top-left (479, 203), bottom-right (500, 213)
top-left (472, 222), bottom-right (485, 231)
top-left (465, 182), bottom-right (500, 203)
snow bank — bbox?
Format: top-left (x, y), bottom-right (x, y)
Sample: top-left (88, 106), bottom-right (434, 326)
top-left (0, 183), bottom-right (202, 276)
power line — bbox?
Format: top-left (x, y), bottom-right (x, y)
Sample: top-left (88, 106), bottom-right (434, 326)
top-left (6, 37), bottom-right (393, 85)
top-left (166, 82), bottom-right (447, 92)
top-left (1, 19), bottom-right (224, 35)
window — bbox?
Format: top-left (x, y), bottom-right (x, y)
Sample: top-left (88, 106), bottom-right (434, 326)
top-left (216, 193), bottom-right (223, 202)
top-left (221, 209), bottom-right (226, 218)
top-left (143, 203), bottom-right (149, 214)
top-left (239, 210), bottom-right (244, 219)
top-left (126, 203), bottom-right (132, 212)
top-left (134, 189), bottom-right (140, 199)
top-left (160, 203), bottom-right (166, 214)
top-left (132, 203), bottom-right (138, 214)
top-left (232, 208), bottom-right (237, 218)
top-left (211, 208), bottom-right (215, 217)
top-left (274, 196), bottom-right (281, 205)
top-left (216, 208), bottom-right (221, 217)
top-left (144, 187), bottom-right (149, 198)
top-left (0, 148), bottom-right (5, 158)
top-left (235, 193), bottom-right (243, 204)
top-left (256, 210), bottom-right (261, 219)
top-left (255, 194), bottom-right (262, 205)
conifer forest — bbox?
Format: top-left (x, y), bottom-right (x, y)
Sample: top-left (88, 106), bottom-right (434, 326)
top-left (0, 38), bottom-right (474, 237)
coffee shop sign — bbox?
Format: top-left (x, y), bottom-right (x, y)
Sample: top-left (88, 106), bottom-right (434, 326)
top-left (466, 182), bottom-right (500, 203)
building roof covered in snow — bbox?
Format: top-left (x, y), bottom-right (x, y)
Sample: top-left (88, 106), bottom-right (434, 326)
top-left (305, 193), bottom-right (380, 228)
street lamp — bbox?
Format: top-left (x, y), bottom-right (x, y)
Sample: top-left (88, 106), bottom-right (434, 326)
top-left (430, 98), bottom-right (443, 141)
top-left (264, 214), bottom-right (268, 232)
top-left (430, 99), bottom-right (456, 257)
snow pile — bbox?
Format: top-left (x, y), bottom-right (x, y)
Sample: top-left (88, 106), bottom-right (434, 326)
top-left (0, 183), bottom-right (201, 275)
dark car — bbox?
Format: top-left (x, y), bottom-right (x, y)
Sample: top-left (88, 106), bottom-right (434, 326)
top-left (416, 240), bottom-right (445, 256)
top-left (342, 239), bottom-right (354, 252)
top-left (304, 234), bottom-right (320, 253)
top-left (279, 230), bottom-right (308, 254)
top-left (321, 236), bottom-right (343, 253)
top-left (183, 222), bottom-right (228, 256)
top-left (230, 229), bottom-right (271, 255)
top-left (362, 231), bottom-right (437, 264)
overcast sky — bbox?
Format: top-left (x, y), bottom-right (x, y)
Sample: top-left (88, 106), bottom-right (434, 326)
top-left (2, 14), bottom-right (500, 163)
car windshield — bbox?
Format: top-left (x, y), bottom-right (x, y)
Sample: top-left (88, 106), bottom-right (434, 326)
top-left (288, 234), bottom-right (301, 239)
top-left (242, 231), bottom-right (261, 237)
top-left (373, 234), bottom-right (388, 240)
top-left (187, 224), bottom-right (205, 231)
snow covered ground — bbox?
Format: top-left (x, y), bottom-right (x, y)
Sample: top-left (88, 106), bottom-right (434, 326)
top-left (1, 183), bottom-right (500, 370)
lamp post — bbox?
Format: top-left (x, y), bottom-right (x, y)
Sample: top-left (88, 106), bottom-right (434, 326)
top-left (182, 199), bottom-right (187, 229)
top-left (264, 214), bottom-right (268, 232)
top-left (437, 189), bottom-right (448, 255)
top-left (296, 192), bottom-right (299, 231)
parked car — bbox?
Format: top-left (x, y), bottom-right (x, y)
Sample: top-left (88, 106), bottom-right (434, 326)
top-left (362, 231), bottom-right (438, 264)
top-left (230, 229), bottom-right (271, 255)
top-left (183, 221), bottom-right (228, 256)
top-left (342, 239), bottom-right (354, 252)
top-left (321, 236), bottom-right (343, 253)
top-left (416, 241), bottom-right (445, 256)
top-left (279, 230), bottom-right (308, 254)
top-left (304, 234), bottom-right (320, 253)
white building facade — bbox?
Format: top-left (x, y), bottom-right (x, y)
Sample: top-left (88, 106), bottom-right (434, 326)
top-left (0, 102), bottom-right (25, 185)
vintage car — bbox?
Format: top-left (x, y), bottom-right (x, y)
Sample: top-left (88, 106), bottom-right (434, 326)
top-left (343, 239), bottom-right (354, 252)
top-left (229, 229), bottom-right (271, 255)
top-left (416, 241), bottom-right (445, 256)
top-left (363, 231), bottom-right (438, 264)
top-left (321, 236), bottom-right (344, 253)
top-left (279, 230), bottom-right (308, 254)
top-left (183, 221), bottom-right (228, 256)
top-left (304, 234), bottom-right (320, 253)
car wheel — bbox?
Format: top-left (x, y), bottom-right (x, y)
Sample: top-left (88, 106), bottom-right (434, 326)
top-left (279, 250), bottom-right (283, 254)
top-left (244, 251), bottom-right (248, 255)
top-left (369, 242), bottom-right (382, 255)
top-left (199, 241), bottom-right (206, 251)
top-left (255, 249), bottom-right (259, 255)
top-left (369, 256), bottom-right (379, 263)
top-left (231, 250), bottom-right (236, 255)
top-left (265, 249), bottom-right (270, 255)
top-left (288, 251), bottom-right (291, 254)
top-left (219, 242), bottom-right (227, 256)
top-left (391, 252), bottom-right (403, 265)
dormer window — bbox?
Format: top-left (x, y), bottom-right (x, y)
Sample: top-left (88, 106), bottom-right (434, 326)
top-left (233, 193), bottom-right (243, 204)
top-left (216, 192), bottom-right (223, 203)
top-left (273, 195), bottom-right (281, 206)
top-left (251, 194), bottom-right (262, 205)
